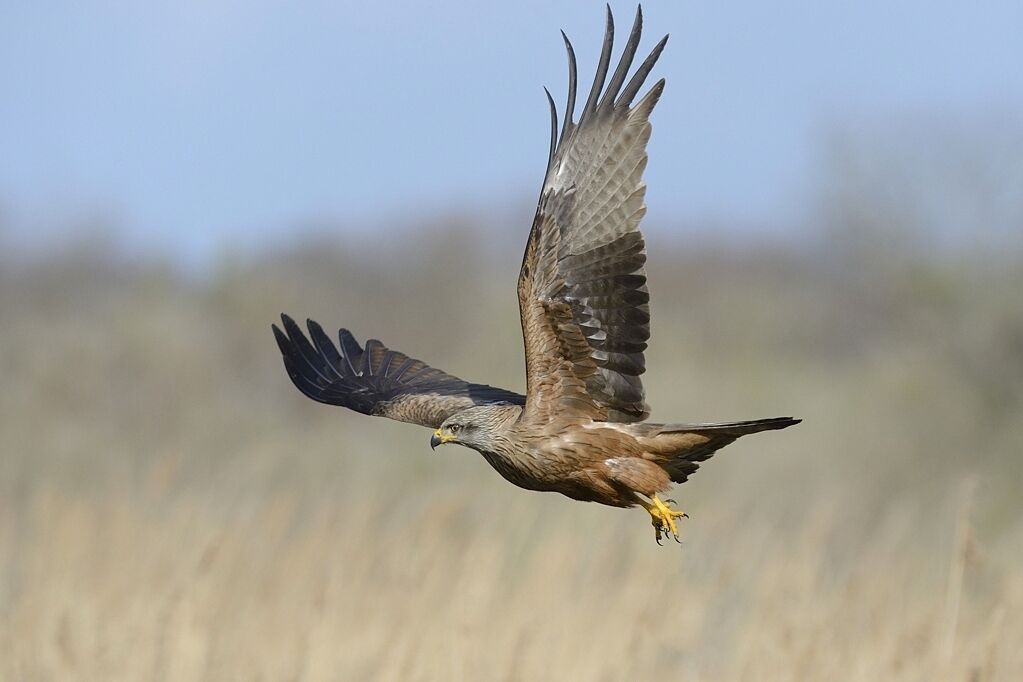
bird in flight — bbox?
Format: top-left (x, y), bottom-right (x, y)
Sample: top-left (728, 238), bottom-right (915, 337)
top-left (273, 6), bottom-right (799, 544)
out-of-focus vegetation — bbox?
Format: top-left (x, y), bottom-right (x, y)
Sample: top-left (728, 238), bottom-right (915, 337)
top-left (1, 132), bottom-right (1021, 680)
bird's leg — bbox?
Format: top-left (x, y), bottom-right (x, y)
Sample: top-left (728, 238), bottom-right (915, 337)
top-left (641, 495), bottom-right (688, 545)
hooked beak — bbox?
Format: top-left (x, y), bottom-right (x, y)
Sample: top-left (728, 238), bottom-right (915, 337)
top-left (430, 429), bottom-right (451, 450)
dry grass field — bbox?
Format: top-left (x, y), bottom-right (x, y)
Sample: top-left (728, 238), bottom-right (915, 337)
top-left (1, 215), bottom-right (1021, 680)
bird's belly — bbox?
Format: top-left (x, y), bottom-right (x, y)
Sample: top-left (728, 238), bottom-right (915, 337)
top-left (479, 451), bottom-right (548, 491)
top-left (477, 447), bottom-right (617, 504)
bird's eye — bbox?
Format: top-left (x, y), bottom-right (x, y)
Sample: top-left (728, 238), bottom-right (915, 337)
top-left (449, 424), bottom-right (461, 433)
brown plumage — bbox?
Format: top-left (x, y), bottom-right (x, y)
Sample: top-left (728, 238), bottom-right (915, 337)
top-left (272, 6), bottom-right (799, 543)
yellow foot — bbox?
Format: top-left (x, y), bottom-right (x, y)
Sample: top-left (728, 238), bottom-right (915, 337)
top-left (642, 495), bottom-right (689, 545)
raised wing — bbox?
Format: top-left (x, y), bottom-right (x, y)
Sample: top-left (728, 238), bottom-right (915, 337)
top-left (518, 6), bottom-right (666, 424)
top-left (273, 315), bottom-right (525, 429)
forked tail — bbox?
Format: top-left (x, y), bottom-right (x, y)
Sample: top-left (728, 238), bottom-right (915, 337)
top-left (628, 416), bottom-right (800, 484)
top-left (659, 416), bottom-right (801, 436)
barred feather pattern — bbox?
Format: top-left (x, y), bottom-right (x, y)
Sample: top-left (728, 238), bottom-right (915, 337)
top-left (519, 6), bottom-right (667, 424)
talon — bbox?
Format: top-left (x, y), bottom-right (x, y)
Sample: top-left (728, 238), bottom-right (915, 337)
top-left (642, 494), bottom-right (689, 545)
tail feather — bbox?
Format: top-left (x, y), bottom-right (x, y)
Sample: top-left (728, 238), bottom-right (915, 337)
top-left (659, 416), bottom-right (801, 436)
top-left (628, 416), bottom-right (800, 485)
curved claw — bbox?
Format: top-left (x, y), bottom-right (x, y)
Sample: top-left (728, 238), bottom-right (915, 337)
top-left (644, 495), bottom-right (689, 545)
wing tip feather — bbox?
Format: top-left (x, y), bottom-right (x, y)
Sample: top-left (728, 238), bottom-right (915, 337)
top-left (581, 4), bottom-right (615, 120)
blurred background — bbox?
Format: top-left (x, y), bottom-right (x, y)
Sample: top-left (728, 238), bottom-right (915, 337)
top-left (2, 1), bottom-right (1022, 679)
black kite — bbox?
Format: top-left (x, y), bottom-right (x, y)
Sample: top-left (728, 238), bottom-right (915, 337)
top-left (273, 6), bottom-right (799, 543)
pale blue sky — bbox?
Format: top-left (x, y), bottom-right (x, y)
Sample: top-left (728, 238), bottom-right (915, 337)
top-left (2, 1), bottom-right (1021, 264)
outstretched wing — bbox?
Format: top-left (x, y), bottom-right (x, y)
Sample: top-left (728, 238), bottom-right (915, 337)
top-left (273, 315), bottom-right (525, 429)
top-left (518, 6), bottom-right (666, 425)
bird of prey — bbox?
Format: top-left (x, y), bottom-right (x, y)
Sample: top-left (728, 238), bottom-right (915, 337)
top-left (273, 6), bottom-right (799, 544)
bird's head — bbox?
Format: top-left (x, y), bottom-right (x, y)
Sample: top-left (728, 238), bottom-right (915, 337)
top-left (430, 419), bottom-right (470, 450)
top-left (430, 405), bottom-right (517, 452)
